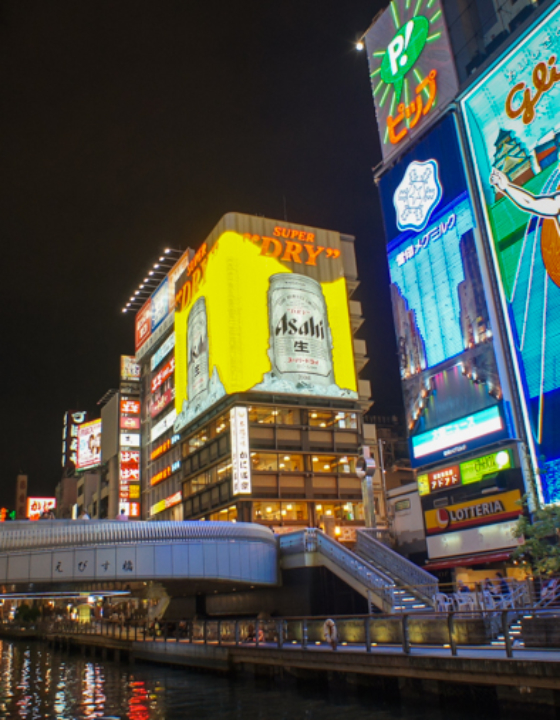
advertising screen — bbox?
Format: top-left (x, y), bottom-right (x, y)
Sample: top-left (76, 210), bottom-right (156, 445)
top-left (462, 5), bottom-right (560, 504)
top-left (418, 448), bottom-right (512, 496)
top-left (135, 250), bottom-right (193, 354)
top-left (27, 497), bottom-right (56, 521)
top-left (173, 214), bottom-right (357, 433)
top-left (151, 278), bottom-right (170, 332)
top-left (151, 333), bottom-right (175, 371)
top-left (364, 0), bottom-right (458, 163)
top-left (62, 410), bottom-right (87, 468)
top-left (76, 419), bottom-right (102, 470)
top-left (379, 115), bottom-right (507, 467)
top-left (120, 356), bottom-right (140, 382)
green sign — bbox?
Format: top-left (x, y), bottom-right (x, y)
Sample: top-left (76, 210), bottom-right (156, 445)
top-left (460, 450), bottom-right (512, 485)
top-left (380, 16), bottom-right (429, 103)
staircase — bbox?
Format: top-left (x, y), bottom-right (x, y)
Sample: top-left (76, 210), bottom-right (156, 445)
top-left (354, 529), bottom-right (438, 610)
top-left (279, 528), bottom-right (437, 613)
top-left (491, 617), bottom-right (524, 649)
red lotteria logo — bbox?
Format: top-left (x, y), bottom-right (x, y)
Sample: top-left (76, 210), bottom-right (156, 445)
top-left (435, 508), bottom-right (450, 530)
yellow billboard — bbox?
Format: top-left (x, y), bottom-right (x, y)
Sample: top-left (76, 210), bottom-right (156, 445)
top-left (174, 214), bottom-right (357, 432)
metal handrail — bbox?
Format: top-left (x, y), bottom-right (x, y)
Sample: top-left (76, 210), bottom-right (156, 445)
top-left (0, 520), bottom-right (277, 552)
top-left (355, 529), bottom-right (437, 605)
top-left (279, 529), bottom-right (396, 610)
top-left (27, 606), bottom-right (560, 660)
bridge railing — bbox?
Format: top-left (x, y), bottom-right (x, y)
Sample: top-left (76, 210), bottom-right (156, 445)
top-left (0, 520), bottom-right (276, 552)
top-left (32, 606), bottom-right (560, 659)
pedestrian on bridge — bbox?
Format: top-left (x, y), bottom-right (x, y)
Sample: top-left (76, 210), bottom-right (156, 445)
top-left (323, 619), bottom-right (337, 651)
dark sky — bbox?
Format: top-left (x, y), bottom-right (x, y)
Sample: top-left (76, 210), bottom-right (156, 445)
top-left (0, 0), bottom-right (402, 504)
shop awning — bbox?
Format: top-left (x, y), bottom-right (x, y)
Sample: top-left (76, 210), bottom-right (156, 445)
top-left (424, 549), bottom-right (513, 570)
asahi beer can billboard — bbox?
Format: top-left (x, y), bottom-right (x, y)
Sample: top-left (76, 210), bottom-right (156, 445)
top-left (173, 213), bottom-right (358, 432)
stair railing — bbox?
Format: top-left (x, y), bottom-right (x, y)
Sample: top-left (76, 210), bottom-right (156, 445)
top-left (279, 529), bottom-right (397, 612)
top-left (356, 529), bottom-right (437, 607)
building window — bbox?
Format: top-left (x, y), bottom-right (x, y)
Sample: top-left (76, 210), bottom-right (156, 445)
top-left (336, 456), bottom-right (357, 474)
top-left (216, 459), bottom-right (232, 482)
top-left (315, 501), bottom-right (364, 521)
top-left (311, 455), bottom-right (337, 472)
top-left (214, 413), bottom-right (230, 435)
top-left (248, 406), bottom-right (277, 424)
top-left (252, 501), bottom-right (308, 522)
top-left (278, 454), bottom-right (303, 471)
top-left (253, 502), bottom-right (282, 521)
top-left (275, 407), bottom-right (301, 425)
top-left (183, 428), bottom-right (210, 458)
top-left (334, 411), bottom-right (358, 429)
top-left (309, 411), bottom-right (335, 427)
top-left (250, 453), bottom-right (304, 471)
top-left (251, 453), bottom-right (278, 471)
top-left (280, 502), bottom-right (308, 521)
top-left (209, 505), bottom-right (238, 522)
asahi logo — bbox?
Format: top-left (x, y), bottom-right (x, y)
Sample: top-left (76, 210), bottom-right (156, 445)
top-left (275, 313), bottom-right (326, 340)
top-left (267, 273), bottom-right (334, 386)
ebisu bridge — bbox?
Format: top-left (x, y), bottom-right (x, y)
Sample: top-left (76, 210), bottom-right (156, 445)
top-left (0, 520), bottom-right (436, 614)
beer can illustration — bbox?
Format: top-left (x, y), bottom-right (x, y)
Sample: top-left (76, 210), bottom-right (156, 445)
top-left (267, 273), bottom-right (334, 386)
top-left (187, 297), bottom-right (210, 401)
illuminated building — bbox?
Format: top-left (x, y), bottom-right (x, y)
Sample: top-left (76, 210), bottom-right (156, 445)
top-left (362, 0), bottom-right (559, 578)
top-left (129, 214), bottom-right (371, 529)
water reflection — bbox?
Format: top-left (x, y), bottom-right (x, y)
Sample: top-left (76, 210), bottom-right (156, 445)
top-left (0, 639), bottom-right (492, 720)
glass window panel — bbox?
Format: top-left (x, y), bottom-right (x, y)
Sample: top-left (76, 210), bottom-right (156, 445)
top-left (334, 412), bottom-right (358, 429)
top-left (251, 453), bottom-right (278, 471)
top-left (248, 406), bottom-right (276, 424)
top-left (311, 455), bottom-right (337, 472)
top-left (214, 413), bottom-right (230, 436)
top-left (336, 456), bottom-right (357, 474)
top-left (276, 407), bottom-right (301, 425)
top-left (281, 502), bottom-right (308, 521)
top-left (278, 454), bottom-right (303, 472)
top-left (253, 502), bottom-right (281, 521)
top-left (184, 428), bottom-right (210, 456)
top-left (309, 410), bottom-right (335, 427)
top-left (216, 459), bottom-right (232, 481)
top-left (210, 505), bottom-right (238, 522)
top-left (316, 502), bottom-right (345, 520)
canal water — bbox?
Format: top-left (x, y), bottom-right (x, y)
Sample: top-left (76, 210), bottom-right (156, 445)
top-left (0, 639), bottom-right (496, 719)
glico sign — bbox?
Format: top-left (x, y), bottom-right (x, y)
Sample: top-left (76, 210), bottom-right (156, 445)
top-left (462, 4), bottom-right (560, 504)
top-left (364, 0), bottom-right (458, 162)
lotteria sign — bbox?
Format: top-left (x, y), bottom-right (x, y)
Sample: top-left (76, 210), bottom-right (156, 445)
top-left (424, 489), bottom-right (522, 535)
top-left (364, 0), bottom-right (458, 162)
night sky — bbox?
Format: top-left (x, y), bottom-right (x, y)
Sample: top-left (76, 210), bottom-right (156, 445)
top-left (0, 0), bottom-right (402, 505)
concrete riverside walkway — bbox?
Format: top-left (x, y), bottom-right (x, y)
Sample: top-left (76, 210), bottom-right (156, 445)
top-left (40, 626), bottom-right (560, 694)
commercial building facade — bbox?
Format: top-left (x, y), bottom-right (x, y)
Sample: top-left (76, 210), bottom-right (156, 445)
top-left (134, 213), bottom-right (371, 529)
top-left (364, 0), bottom-right (559, 576)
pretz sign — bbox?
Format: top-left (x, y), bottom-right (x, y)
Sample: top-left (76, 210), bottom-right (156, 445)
top-left (365, 0), bottom-right (458, 162)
